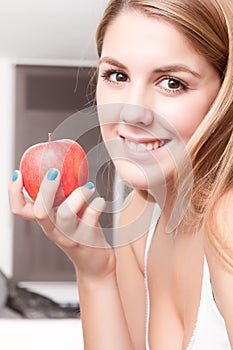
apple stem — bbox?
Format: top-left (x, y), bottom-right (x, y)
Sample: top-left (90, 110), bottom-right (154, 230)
top-left (48, 133), bottom-right (52, 142)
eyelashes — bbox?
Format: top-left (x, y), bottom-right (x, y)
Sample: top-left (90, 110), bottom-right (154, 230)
top-left (100, 69), bottom-right (129, 85)
top-left (100, 68), bottom-right (189, 95)
top-left (158, 77), bottom-right (188, 94)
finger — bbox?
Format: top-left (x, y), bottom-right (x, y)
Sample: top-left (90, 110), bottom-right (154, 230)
top-left (8, 170), bottom-right (35, 220)
top-left (82, 197), bottom-right (106, 226)
top-left (33, 168), bottom-right (60, 226)
top-left (55, 183), bottom-right (95, 236)
top-left (72, 197), bottom-right (109, 248)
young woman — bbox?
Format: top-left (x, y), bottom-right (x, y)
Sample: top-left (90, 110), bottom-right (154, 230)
top-left (9, 0), bottom-right (233, 349)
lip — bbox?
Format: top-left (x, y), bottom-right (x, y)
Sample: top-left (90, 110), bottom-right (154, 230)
top-left (121, 135), bottom-right (161, 144)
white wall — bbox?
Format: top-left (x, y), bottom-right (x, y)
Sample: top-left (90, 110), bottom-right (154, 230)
top-left (0, 0), bottom-right (107, 62)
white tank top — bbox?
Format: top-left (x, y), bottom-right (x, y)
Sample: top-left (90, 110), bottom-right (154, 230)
top-left (144, 203), bottom-right (231, 350)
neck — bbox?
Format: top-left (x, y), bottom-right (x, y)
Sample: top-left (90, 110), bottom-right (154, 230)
top-left (146, 174), bottom-right (192, 234)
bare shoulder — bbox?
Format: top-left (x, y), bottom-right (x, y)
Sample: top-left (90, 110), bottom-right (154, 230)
top-left (204, 188), bottom-right (233, 346)
top-left (206, 188), bottom-right (233, 270)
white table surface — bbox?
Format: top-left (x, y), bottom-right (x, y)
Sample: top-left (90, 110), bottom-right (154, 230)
top-left (0, 318), bottom-right (84, 350)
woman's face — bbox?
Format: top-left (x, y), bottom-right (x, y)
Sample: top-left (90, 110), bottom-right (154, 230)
top-left (96, 10), bottom-right (221, 190)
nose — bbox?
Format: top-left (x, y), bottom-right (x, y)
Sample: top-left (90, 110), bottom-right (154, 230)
top-left (120, 103), bottom-right (154, 125)
top-left (119, 83), bottom-right (154, 125)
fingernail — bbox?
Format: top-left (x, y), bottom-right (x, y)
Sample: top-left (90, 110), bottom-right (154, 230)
top-left (47, 168), bottom-right (59, 181)
top-left (84, 181), bottom-right (95, 189)
top-left (12, 170), bottom-right (18, 182)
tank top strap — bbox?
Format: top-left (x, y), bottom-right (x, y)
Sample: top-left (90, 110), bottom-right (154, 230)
top-left (144, 202), bottom-right (161, 350)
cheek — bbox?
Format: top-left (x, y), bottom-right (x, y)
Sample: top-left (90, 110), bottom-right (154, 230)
top-left (160, 97), bottom-right (215, 143)
top-left (96, 80), bottom-right (112, 105)
top-left (99, 125), bottom-right (111, 142)
top-left (97, 103), bottom-right (122, 133)
top-left (96, 80), bottom-right (124, 106)
top-left (174, 112), bottom-right (204, 142)
top-left (96, 80), bottom-right (102, 105)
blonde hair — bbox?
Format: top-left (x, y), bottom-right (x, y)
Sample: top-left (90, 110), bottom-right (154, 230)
top-left (96, 0), bottom-right (233, 264)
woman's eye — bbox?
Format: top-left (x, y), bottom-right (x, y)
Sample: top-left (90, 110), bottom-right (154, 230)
top-left (159, 77), bottom-right (187, 94)
top-left (111, 72), bottom-right (128, 82)
top-left (101, 70), bottom-right (129, 84)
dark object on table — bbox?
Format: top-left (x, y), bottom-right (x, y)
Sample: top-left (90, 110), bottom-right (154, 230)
top-left (0, 270), bottom-right (80, 319)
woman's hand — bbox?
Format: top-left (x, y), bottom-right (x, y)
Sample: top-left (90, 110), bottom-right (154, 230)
top-left (8, 169), bottom-right (116, 281)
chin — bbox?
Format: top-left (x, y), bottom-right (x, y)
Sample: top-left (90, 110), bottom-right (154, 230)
top-left (114, 159), bottom-right (169, 191)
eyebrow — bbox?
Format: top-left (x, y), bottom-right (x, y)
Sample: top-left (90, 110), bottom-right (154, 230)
top-left (99, 57), bottom-right (128, 70)
top-left (99, 56), bottom-right (202, 79)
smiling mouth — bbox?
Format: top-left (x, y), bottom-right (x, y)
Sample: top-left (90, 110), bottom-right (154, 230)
top-left (123, 137), bottom-right (168, 153)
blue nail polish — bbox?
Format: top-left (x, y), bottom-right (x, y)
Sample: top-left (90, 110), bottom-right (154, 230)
top-left (12, 170), bottom-right (18, 182)
top-left (47, 168), bottom-right (59, 181)
top-left (84, 181), bottom-right (95, 189)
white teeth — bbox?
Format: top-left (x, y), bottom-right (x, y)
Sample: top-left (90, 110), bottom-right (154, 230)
top-left (137, 143), bottom-right (147, 152)
top-left (125, 139), bottom-right (162, 152)
top-left (129, 141), bottom-right (137, 151)
top-left (147, 143), bottom-right (153, 151)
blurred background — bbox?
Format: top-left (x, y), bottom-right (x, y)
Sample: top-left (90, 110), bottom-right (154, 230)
top-left (0, 0), bottom-right (107, 61)
top-left (0, 0), bottom-right (113, 314)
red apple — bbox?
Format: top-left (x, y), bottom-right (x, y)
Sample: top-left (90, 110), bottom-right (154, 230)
top-left (20, 134), bottom-right (89, 207)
